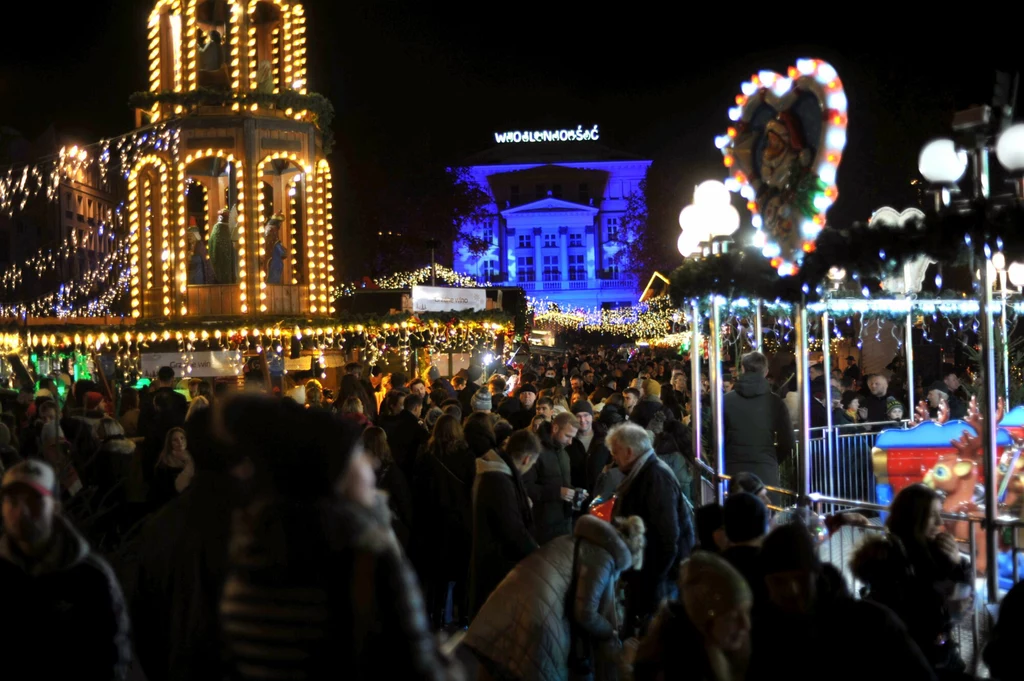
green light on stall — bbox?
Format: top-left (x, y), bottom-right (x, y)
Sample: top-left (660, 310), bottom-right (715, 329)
top-left (133, 377), bottom-right (152, 391)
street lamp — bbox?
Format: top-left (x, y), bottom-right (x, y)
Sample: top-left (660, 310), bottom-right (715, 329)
top-left (918, 98), bottom-right (1024, 602)
top-left (678, 180), bottom-right (741, 258)
top-left (677, 179), bottom-right (739, 503)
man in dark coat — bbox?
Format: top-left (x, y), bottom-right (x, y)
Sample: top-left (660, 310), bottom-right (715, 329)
top-left (723, 351), bottom-right (793, 492)
top-left (459, 364), bottom-right (484, 416)
top-left (609, 422), bottom-right (694, 634)
top-left (129, 410), bottom-right (249, 681)
top-left (469, 430), bottom-right (540, 617)
top-left (522, 412), bottom-right (578, 545)
top-left (564, 400), bottom-right (609, 492)
top-left (138, 366), bottom-right (189, 482)
top-left (0, 460), bottom-right (132, 680)
top-left (380, 394), bottom-right (429, 480)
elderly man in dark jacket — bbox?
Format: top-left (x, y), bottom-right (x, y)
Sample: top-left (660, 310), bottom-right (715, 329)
top-left (723, 351), bottom-right (794, 493)
top-left (608, 422), bottom-right (694, 635)
top-left (0, 460), bottom-right (132, 680)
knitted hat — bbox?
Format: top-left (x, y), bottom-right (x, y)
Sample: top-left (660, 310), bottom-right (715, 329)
top-left (427, 366), bottom-right (441, 382)
top-left (35, 388), bottom-right (53, 400)
top-left (641, 378), bottom-right (661, 398)
top-left (471, 388), bottom-right (492, 411)
top-left (679, 552), bottom-right (752, 632)
top-left (840, 390), bottom-right (860, 408)
top-left (724, 492), bottom-right (769, 543)
top-left (84, 391), bottom-right (105, 411)
top-left (517, 383), bottom-right (538, 396)
top-left (467, 364), bottom-right (484, 382)
top-left (731, 472), bottom-right (765, 497)
top-left (570, 400), bottom-right (594, 416)
top-left (761, 523), bottom-right (821, 575)
top-left (885, 396), bottom-right (903, 416)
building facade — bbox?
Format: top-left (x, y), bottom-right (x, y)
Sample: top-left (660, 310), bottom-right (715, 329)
top-left (453, 132), bottom-right (651, 309)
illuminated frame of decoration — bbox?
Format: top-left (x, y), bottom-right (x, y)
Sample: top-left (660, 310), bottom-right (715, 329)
top-left (180, 150), bottom-right (247, 313)
top-left (306, 162), bottom-right (318, 312)
top-left (717, 58), bottom-right (848, 277)
top-left (288, 176), bottom-right (300, 284)
top-left (148, 0), bottom-right (184, 122)
top-left (247, 0), bottom-right (292, 104)
top-left (184, 0), bottom-right (198, 90)
top-left (229, 3), bottom-right (243, 103)
top-left (316, 159), bottom-right (334, 314)
top-left (128, 155), bottom-right (171, 318)
top-left (256, 152), bottom-right (307, 311)
top-left (143, 176), bottom-right (154, 291)
top-left (291, 3), bottom-right (306, 94)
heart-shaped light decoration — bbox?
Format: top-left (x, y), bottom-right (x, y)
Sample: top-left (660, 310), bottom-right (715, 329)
top-left (868, 206), bottom-right (934, 295)
top-left (716, 58), bottom-right (848, 277)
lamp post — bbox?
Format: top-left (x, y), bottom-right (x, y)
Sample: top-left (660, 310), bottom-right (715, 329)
top-left (678, 180), bottom-right (740, 503)
top-left (919, 111), bottom-right (1024, 603)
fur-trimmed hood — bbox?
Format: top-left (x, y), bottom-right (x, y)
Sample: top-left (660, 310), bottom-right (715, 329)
top-left (574, 514), bottom-right (632, 571)
top-left (100, 437), bottom-right (136, 455)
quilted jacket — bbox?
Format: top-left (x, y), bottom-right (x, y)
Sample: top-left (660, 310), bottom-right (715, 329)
top-left (465, 515), bottom-right (634, 681)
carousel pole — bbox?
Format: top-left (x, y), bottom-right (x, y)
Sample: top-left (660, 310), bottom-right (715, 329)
top-left (690, 299), bottom-right (703, 468)
top-left (754, 299), bottom-right (763, 350)
top-left (904, 265), bottom-right (916, 411)
top-left (981, 259), bottom-right (1000, 602)
top-left (709, 294), bottom-right (726, 503)
top-left (1001, 277), bottom-right (1010, 406)
top-left (795, 299), bottom-right (812, 500)
top-left (822, 310), bottom-right (833, 430)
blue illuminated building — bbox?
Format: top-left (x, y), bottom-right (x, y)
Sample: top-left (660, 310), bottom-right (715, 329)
top-left (453, 129), bottom-right (651, 309)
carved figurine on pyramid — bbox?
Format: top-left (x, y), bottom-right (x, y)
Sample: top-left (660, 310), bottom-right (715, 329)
top-left (262, 213), bottom-right (287, 285)
top-left (209, 207), bottom-right (236, 284)
top-left (187, 224), bottom-right (215, 285)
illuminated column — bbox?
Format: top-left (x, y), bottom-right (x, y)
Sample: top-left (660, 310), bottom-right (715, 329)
top-left (318, 159), bottom-right (335, 314)
top-left (246, 1), bottom-right (257, 95)
top-left (235, 156), bottom-right (248, 314)
top-left (289, 176), bottom-right (299, 284)
top-left (585, 226), bottom-right (596, 281)
top-left (185, 0), bottom-right (197, 90)
top-left (229, 3), bottom-right (242, 105)
top-left (306, 164), bottom-right (318, 312)
top-left (128, 174), bottom-right (142, 318)
top-left (532, 228), bottom-right (542, 283)
top-left (558, 226), bottom-right (568, 283)
top-left (147, 8), bottom-right (162, 120)
top-left (143, 178), bottom-right (154, 291)
top-left (176, 154), bottom-right (188, 316)
top-left (316, 161), bottom-right (328, 311)
top-left (292, 3), bottom-right (306, 93)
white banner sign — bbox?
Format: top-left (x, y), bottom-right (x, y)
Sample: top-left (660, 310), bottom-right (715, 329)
top-left (141, 351), bottom-right (238, 378)
top-left (412, 285), bottom-right (487, 312)
top-left (494, 125), bottom-right (599, 144)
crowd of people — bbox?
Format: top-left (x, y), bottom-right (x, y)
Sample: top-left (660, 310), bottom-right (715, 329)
top-left (0, 345), bottom-right (1018, 680)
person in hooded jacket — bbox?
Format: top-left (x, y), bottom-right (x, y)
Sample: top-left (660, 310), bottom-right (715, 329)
top-left (465, 514), bottom-right (646, 681)
top-left (0, 460), bottom-right (132, 680)
top-left (648, 412), bottom-right (696, 508)
top-left (722, 351), bottom-right (793, 495)
top-left (469, 429), bottom-right (541, 618)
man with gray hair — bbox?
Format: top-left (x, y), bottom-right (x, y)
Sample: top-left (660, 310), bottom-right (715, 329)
top-left (607, 421), bottom-right (694, 634)
top-left (723, 351), bottom-right (794, 497)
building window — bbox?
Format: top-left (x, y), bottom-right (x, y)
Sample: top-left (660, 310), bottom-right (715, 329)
top-left (510, 185), bottom-right (520, 205)
top-left (579, 183), bottom-right (589, 203)
top-left (569, 254), bottom-right (586, 281)
top-left (518, 233), bottom-right (533, 249)
top-left (542, 255), bottom-right (559, 281)
top-left (552, 184), bottom-right (562, 199)
top-left (569, 232), bottom-right (583, 247)
top-left (482, 259), bottom-right (498, 280)
top-left (543, 233), bottom-right (557, 248)
top-left (517, 256), bottom-right (535, 282)
top-left (605, 259), bottom-right (620, 278)
top-left (535, 184), bottom-right (546, 200)
top-left (481, 226), bottom-right (494, 244)
top-left (607, 217), bottom-right (619, 240)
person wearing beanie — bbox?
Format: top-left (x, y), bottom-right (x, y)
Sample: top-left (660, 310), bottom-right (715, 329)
top-left (885, 396), bottom-right (905, 423)
top-left (926, 379), bottom-right (965, 420)
top-left (730, 471), bottom-right (768, 505)
top-left (631, 552), bottom-right (753, 681)
top-left (755, 523), bottom-right (937, 681)
top-left (566, 400), bottom-right (610, 492)
top-left (722, 493), bottom-right (769, 610)
top-left (629, 378), bottom-right (668, 430)
top-left (471, 388), bottom-right (493, 413)
top-left (695, 503), bottom-right (727, 553)
top-left (425, 365), bottom-right (457, 407)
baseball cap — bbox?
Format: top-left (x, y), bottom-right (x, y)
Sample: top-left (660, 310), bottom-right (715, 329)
top-left (2, 460), bottom-right (57, 498)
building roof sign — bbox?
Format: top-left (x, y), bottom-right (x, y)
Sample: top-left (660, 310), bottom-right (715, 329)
top-left (500, 197), bottom-right (599, 217)
top-left (494, 126), bottom-right (600, 144)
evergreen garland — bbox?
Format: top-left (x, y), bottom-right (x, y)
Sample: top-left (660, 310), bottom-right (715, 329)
top-left (128, 88), bottom-right (336, 154)
top-left (670, 203), bottom-right (1024, 305)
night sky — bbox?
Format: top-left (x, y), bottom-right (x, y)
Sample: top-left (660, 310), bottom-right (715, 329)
top-left (2, 2), bottom-right (1022, 279)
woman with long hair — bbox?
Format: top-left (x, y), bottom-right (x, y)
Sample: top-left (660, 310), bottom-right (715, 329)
top-left (150, 426), bottom-right (194, 507)
top-left (361, 426), bottom-right (413, 549)
top-left (414, 414), bottom-right (475, 628)
top-left (851, 483), bottom-right (971, 677)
